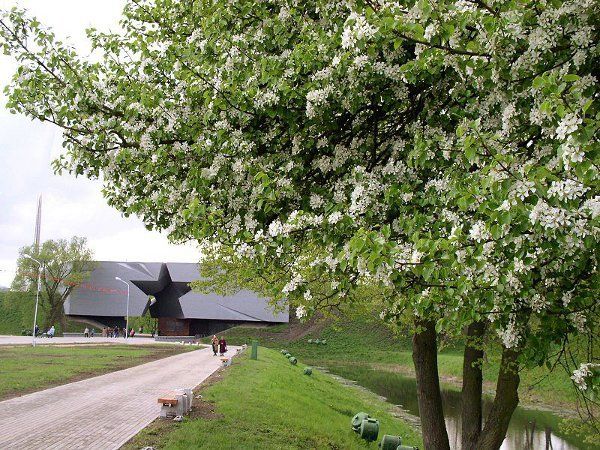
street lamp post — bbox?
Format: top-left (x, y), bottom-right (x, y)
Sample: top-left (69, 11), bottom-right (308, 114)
top-left (115, 277), bottom-right (130, 340)
top-left (24, 255), bottom-right (42, 348)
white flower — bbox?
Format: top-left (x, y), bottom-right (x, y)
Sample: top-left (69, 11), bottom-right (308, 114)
top-left (268, 220), bottom-right (284, 237)
top-left (581, 197), bottom-right (600, 218)
top-left (569, 312), bottom-right (587, 332)
top-left (501, 103), bottom-right (517, 135)
top-left (547, 180), bottom-right (589, 201)
top-left (328, 211), bottom-right (343, 224)
top-left (140, 132), bottom-right (154, 151)
top-left (469, 221), bottom-right (491, 242)
top-left (254, 89), bottom-right (279, 109)
top-left (511, 180), bottom-right (535, 201)
top-left (305, 87), bottom-right (332, 118)
top-left (571, 363), bottom-right (598, 391)
top-left (561, 138), bottom-right (585, 168)
top-left (303, 290), bottom-right (312, 301)
top-left (555, 113), bottom-right (582, 140)
top-left (562, 291), bottom-right (573, 307)
top-left (282, 274), bottom-right (303, 294)
top-left (353, 54), bottom-right (369, 69)
top-left (424, 23), bottom-right (438, 40)
top-left (528, 293), bottom-right (548, 313)
top-left (295, 305), bottom-right (307, 319)
top-left (411, 250), bottom-right (423, 264)
top-left (310, 194), bottom-right (324, 209)
top-left (513, 258), bottom-right (527, 273)
top-left (497, 317), bottom-right (521, 349)
top-left (341, 12), bottom-right (378, 49)
top-left (529, 200), bottom-right (572, 229)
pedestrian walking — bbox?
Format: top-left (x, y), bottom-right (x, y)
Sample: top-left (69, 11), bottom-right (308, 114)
top-left (211, 335), bottom-right (218, 356)
top-left (219, 337), bottom-right (227, 356)
top-left (84, 327), bottom-right (89, 338)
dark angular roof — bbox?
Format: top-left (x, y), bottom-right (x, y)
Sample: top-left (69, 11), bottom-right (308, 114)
top-left (64, 261), bottom-right (288, 323)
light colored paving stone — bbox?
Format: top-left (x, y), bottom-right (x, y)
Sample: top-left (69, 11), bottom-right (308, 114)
top-left (0, 346), bottom-right (237, 449)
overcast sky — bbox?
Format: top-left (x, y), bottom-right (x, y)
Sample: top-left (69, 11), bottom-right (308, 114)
top-left (0, 0), bottom-right (199, 286)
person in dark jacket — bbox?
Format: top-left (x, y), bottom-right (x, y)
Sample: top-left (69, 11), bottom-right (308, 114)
top-left (218, 337), bottom-right (227, 356)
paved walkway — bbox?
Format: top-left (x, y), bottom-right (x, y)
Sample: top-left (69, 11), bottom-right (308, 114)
top-left (0, 335), bottom-right (167, 346)
top-left (0, 346), bottom-right (235, 449)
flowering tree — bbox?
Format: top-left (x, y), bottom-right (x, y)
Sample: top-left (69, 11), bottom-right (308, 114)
top-left (1, 1), bottom-right (598, 448)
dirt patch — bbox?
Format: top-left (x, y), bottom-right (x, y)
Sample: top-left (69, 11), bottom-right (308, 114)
top-left (225, 314), bottom-right (332, 343)
top-left (284, 314), bottom-right (332, 341)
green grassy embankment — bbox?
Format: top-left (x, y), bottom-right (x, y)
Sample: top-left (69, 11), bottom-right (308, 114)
top-left (0, 290), bottom-right (134, 335)
top-left (0, 291), bottom-right (42, 335)
top-left (125, 347), bottom-right (422, 450)
top-left (211, 316), bottom-right (583, 411)
top-left (0, 290), bottom-right (83, 335)
top-left (0, 345), bottom-right (196, 400)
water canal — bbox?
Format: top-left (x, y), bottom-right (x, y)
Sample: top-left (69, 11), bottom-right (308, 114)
top-left (328, 365), bottom-right (598, 449)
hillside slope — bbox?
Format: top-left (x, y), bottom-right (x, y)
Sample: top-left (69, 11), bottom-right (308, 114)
top-left (213, 315), bottom-right (587, 412)
top-left (125, 347), bottom-right (422, 449)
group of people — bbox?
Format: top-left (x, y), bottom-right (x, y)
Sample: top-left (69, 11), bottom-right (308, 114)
top-left (211, 335), bottom-right (227, 356)
top-left (33, 324), bottom-right (54, 337)
top-left (100, 326), bottom-right (134, 338)
top-left (83, 327), bottom-right (95, 337)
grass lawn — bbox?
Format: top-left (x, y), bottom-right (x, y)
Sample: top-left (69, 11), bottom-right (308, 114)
top-left (125, 347), bottom-right (422, 450)
top-left (0, 344), bottom-right (195, 400)
top-left (211, 317), bottom-right (584, 411)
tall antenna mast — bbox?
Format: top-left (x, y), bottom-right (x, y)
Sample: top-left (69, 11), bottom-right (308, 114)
top-left (34, 194), bottom-right (42, 253)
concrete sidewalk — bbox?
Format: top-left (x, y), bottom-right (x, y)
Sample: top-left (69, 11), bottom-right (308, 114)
top-left (0, 346), bottom-right (236, 449)
top-left (0, 335), bottom-right (169, 346)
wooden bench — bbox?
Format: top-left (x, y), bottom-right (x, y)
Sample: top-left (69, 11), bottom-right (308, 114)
top-left (158, 392), bottom-right (179, 407)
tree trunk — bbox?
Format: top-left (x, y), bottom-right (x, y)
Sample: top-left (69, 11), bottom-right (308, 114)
top-left (47, 299), bottom-right (64, 331)
top-left (461, 321), bottom-right (486, 450)
top-left (412, 319), bottom-right (450, 450)
top-left (475, 347), bottom-right (521, 450)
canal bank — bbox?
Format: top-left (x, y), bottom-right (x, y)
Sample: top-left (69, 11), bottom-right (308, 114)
top-left (215, 317), bottom-right (599, 447)
top-left (327, 364), bottom-right (599, 450)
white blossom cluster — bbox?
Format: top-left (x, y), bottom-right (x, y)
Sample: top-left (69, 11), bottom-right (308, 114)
top-left (0, 0), bottom-right (597, 372)
top-left (571, 363), bottom-right (598, 391)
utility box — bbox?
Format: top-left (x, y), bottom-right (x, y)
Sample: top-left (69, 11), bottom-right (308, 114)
top-left (251, 340), bottom-right (258, 359)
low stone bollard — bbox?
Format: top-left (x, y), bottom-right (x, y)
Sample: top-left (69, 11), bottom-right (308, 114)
top-left (221, 357), bottom-right (232, 367)
top-left (158, 388), bottom-right (192, 419)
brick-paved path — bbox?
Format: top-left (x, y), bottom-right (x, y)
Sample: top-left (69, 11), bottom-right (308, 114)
top-left (0, 346), bottom-right (233, 449)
